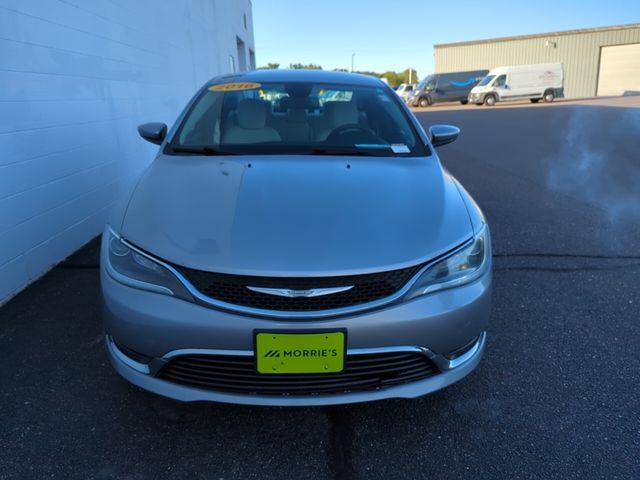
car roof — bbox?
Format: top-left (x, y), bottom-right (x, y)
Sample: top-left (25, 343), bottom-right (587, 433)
top-left (207, 69), bottom-right (387, 88)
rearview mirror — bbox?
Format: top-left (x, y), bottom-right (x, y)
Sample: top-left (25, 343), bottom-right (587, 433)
top-left (137, 122), bottom-right (167, 145)
top-left (429, 124), bottom-right (460, 147)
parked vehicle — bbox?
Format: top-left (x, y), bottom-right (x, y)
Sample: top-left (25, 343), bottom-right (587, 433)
top-left (101, 70), bottom-right (491, 406)
top-left (407, 70), bottom-right (489, 107)
top-left (395, 83), bottom-right (416, 101)
top-left (469, 63), bottom-right (564, 106)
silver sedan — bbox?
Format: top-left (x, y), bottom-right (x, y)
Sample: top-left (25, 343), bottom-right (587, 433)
top-left (101, 69), bottom-right (491, 406)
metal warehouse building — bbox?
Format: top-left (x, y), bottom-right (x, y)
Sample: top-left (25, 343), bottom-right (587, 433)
top-left (434, 23), bottom-right (640, 99)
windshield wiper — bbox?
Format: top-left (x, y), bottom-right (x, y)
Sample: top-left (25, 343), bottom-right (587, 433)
top-left (168, 145), bottom-right (408, 157)
top-left (169, 145), bottom-right (237, 156)
top-left (308, 146), bottom-right (395, 157)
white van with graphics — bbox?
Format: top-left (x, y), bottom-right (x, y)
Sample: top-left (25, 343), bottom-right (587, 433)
top-left (469, 63), bottom-right (564, 106)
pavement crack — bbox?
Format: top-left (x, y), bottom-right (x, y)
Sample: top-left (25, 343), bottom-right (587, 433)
top-left (494, 253), bottom-right (640, 260)
top-left (495, 263), bottom-right (640, 272)
top-left (493, 252), bottom-right (640, 273)
top-left (325, 407), bottom-right (355, 480)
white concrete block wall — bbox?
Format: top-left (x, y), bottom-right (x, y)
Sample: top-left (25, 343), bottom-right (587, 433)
top-left (0, 0), bottom-right (254, 304)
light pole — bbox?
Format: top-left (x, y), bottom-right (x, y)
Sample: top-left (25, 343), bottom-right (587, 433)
top-left (351, 53), bottom-right (355, 72)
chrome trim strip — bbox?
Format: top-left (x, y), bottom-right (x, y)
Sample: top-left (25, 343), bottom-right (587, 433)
top-left (118, 236), bottom-right (474, 319)
top-left (163, 348), bottom-right (254, 359)
top-left (151, 338), bottom-right (486, 374)
top-left (162, 345), bottom-right (431, 361)
top-left (106, 335), bottom-right (151, 374)
top-left (431, 332), bottom-right (486, 371)
top-left (347, 346), bottom-right (430, 356)
top-left (159, 337), bottom-right (486, 369)
top-left (447, 332), bottom-right (485, 369)
top-left (246, 285), bottom-right (354, 298)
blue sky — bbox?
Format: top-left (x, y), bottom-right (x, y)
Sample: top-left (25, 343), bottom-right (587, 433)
top-left (253, 0), bottom-right (639, 78)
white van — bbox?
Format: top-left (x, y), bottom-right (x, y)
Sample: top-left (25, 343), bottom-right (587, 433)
top-left (469, 63), bottom-right (564, 106)
top-left (395, 83), bottom-right (415, 102)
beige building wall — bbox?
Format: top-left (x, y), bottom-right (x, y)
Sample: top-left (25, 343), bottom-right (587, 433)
top-left (434, 24), bottom-right (640, 99)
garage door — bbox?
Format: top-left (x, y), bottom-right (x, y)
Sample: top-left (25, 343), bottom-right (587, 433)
top-left (597, 43), bottom-right (640, 96)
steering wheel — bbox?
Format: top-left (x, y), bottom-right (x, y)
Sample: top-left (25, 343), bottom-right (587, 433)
top-left (325, 124), bottom-right (377, 143)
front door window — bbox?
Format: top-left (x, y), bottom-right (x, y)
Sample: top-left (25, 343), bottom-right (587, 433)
top-left (493, 75), bottom-right (507, 88)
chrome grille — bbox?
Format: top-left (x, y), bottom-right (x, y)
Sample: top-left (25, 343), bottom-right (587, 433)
top-left (174, 264), bottom-right (423, 312)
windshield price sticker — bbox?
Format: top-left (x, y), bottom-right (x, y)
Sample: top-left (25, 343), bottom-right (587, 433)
top-left (391, 144), bottom-right (410, 153)
top-left (209, 82), bottom-right (262, 92)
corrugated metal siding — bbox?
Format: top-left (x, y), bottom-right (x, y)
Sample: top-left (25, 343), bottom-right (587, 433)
top-left (434, 27), bottom-right (640, 98)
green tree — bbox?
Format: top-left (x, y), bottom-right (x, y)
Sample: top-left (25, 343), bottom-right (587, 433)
top-left (258, 62), bottom-right (280, 70)
top-left (349, 68), bottom-right (419, 88)
top-left (380, 71), bottom-right (399, 87)
top-left (289, 63), bottom-right (323, 70)
top-left (399, 68), bottom-right (419, 85)
top-left (353, 70), bottom-right (377, 76)
top-left (257, 63), bottom-right (419, 87)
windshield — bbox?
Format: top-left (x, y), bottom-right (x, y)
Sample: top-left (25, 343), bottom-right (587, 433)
top-left (416, 75), bottom-right (435, 91)
top-left (169, 81), bottom-right (429, 157)
top-left (478, 75), bottom-right (495, 87)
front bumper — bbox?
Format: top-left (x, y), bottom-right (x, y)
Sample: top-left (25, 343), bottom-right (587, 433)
top-left (101, 256), bottom-right (491, 406)
top-left (106, 332), bottom-right (486, 406)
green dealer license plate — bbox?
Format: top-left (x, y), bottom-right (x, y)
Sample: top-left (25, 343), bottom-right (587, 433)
top-left (255, 331), bottom-right (346, 374)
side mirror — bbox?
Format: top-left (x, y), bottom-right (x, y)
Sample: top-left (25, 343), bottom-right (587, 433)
top-left (137, 122), bottom-right (167, 145)
top-left (429, 124), bottom-right (460, 147)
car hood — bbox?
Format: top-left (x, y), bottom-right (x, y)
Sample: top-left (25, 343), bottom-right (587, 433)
top-left (120, 154), bottom-right (473, 276)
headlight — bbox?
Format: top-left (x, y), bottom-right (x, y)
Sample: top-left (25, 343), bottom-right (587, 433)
top-left (405, 226), bottom-right (490, 300)
top-left (104, 226), bottom-right (192, 300)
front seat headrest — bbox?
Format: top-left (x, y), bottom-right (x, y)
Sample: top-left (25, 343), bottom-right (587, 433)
top-left (236, 99), bottom-right (268, 129)
top-left (325, 102), bottom-right (359, 128)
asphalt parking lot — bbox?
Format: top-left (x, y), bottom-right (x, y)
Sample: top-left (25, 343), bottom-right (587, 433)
top-left (1, 97), bottom-right (639, 480)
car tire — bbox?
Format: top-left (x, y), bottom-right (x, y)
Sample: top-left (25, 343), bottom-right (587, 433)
top-left (543, 90), bottom-right (555, 103)
top-left (460, 100), bottom-right (469, 105)
top-left (419, 97), bottom-right (430, 108)
top-left (484, 95), bottom-right (496, 106)
top-left (530, 98), bottom-right (540, 103)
